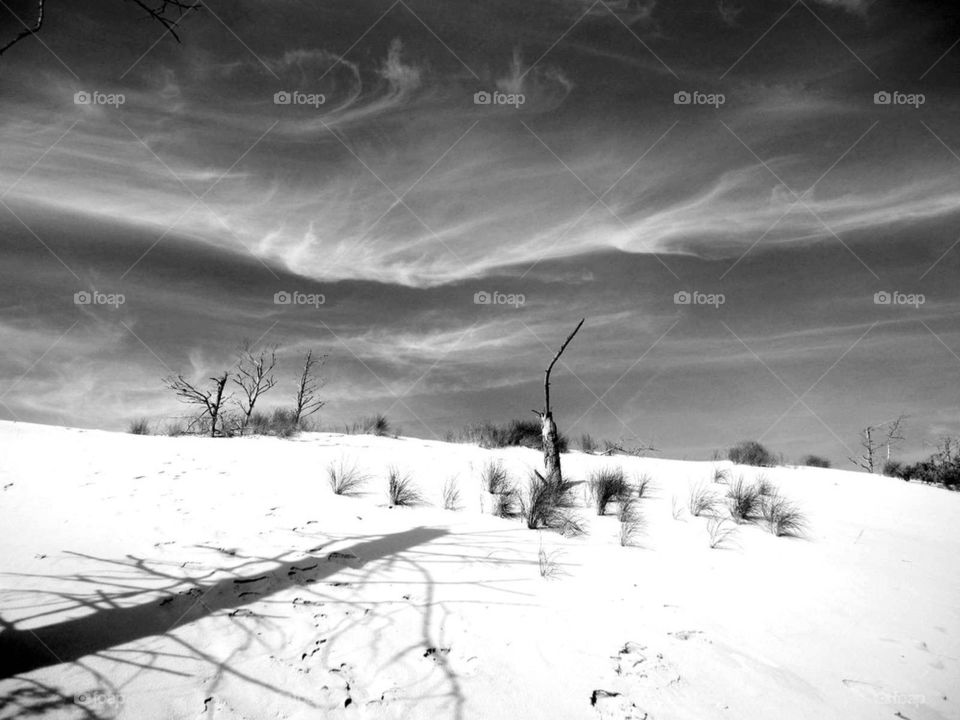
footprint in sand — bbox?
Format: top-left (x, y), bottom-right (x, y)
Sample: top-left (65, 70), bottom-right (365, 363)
top-left (614, 641), bottom-right (681, 689)
top-left (590, 689), bottom-right (649, 720)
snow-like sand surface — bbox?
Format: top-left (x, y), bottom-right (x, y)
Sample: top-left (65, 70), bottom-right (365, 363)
top-left (0, 421), bottom-right (958, 719)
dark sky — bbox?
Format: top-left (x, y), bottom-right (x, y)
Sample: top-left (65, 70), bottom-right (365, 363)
top-left (1, 0), bottom-right (959, 464)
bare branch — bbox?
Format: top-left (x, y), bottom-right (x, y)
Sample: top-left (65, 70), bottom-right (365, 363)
top-left (163, 371), bottom-right (229, 437)
top-left (0, 0), bottom-right (44, 57)
top-left (1, 0), bottom-right (201, 59)
top-left (125, 0), bottom-right (203, 43)
top-left (293, 350), bottom-right (327, 425)
top-left (233, 343), bottom-right (279, 430)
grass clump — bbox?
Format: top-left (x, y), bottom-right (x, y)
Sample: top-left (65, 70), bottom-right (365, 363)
top-left (706, 517), bottom-right (739, 549)
top-left (327, 458), bottom-right (369, 497)
top-left (688, 481), bottom-right (721, 517)
top-left (726, 476), bottom-right (762, 523)
top-left (521, 471), bottom-right (583, 535)
top-left (387, 466), bottom-right (425, 507)
top-left (588, 467), bottom-right (629, 515)
top-left (763, 493), bottom-right (807, 537)
top-left (442, 477), bottom-right (462, 511)
top-left (618, 497), bottom-right (644, 547)
top-left (482, 460), bottom-right (518, 517)
top-left (635, 473), bottom-right (652, 499)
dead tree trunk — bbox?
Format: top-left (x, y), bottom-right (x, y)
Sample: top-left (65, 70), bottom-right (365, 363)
top-left (209, 372), bottom-right (228, 437)
top-left (533, 319), bottom-right (585, 481)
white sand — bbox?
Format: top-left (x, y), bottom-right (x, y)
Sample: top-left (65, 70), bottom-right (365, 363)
top-left (0, 420), bottom-right (957, 719)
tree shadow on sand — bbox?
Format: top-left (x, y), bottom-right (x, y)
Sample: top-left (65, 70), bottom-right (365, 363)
top-left (0, 525), bottom-right (543, 720)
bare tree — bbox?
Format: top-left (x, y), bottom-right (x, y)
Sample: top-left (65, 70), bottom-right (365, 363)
top-left (163, 372), bottom-right (229, 438)
top-left (1, 0), bottom-right (202, 57)
top-left (532, 319), bottom-right (585, 481)
top-left (293, 350), bottom-right (327, 426)
top-left (233, 343), bottom-right (278, 431)
top-left (850, 414), bottom-right (907, 473)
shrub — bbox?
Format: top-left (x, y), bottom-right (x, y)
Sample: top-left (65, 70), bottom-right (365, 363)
top-left (763, 493), bottom-right (807, 537)
top-left (882, 459), bottom-right (907, 479)
top-left (588, 467), bottom-right (629, 515)
top-left (128, 418), bottom-right (150, 435)
top-left (727, 477), bottom-right (762, 523)
top-left (706, 517), bottom-right (738, 549)
top-left (349, 414), bottom-right (391, 437)
top-left (327, 459), bottom-right (368, 497)
top-left (580, 433), bottom-right (598, 454)
top-left (800, 454), bottom-right (831, 468)
top-left (387, 466), bottom-right (425, 506)
top-left (248, 408), bottom-right (300, 437)
top-left (618, 497), bottom-right (644, 547)
top-left (442, 477), bottom-right (462, 511)
top-left (688, 481), bottom-right (720, 517)
top-left (521, 471), bottom-right (583, 535)
top-left (450, 420), bottom-right (568, 452)
top-left (728, 440), bottom-right (776, 467)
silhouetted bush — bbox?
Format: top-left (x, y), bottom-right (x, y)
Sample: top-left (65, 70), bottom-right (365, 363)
top-left (450, 419), bottom-right (568, 452)
top-left (902, 442), bottom-right (960, 488)
top-left (580, 433), bottom-right (598, 453)
top-left (882, 459), bottom-right (909, 479)
top-left (247, 408), bottom-right (300, 437)
top-left (349, 414), bottom-right (392, 437)
top-left (800, 454), bottom-right (831, 468)
top-left (728, 440), bottom-right (776, 467)
top-left (128, 418), bottom-right (150, 435)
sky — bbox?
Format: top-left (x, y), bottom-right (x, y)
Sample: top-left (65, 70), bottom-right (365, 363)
top-left (1, 0), bottom-right (959, 465)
